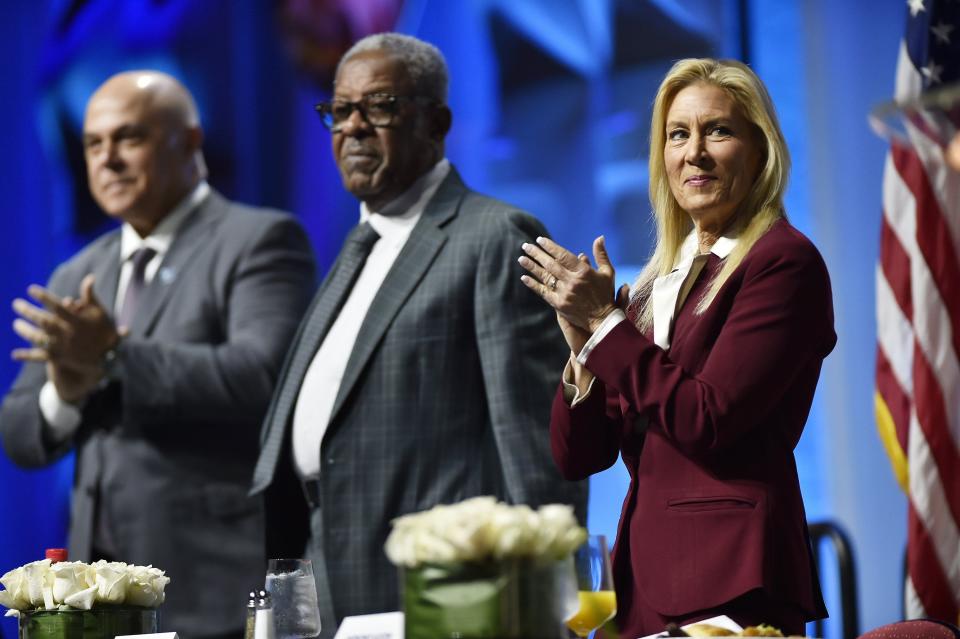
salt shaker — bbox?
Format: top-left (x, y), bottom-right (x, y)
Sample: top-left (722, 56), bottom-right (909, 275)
top-left (254, 590), bottom-right (276, 639)
top-left (243, 590), bottom-right (275, 639)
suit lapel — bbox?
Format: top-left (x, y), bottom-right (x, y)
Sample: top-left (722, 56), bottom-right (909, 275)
top-left (325, 170), bottom-right (466, 429)
top-left (90, 236), bottom-right (122, 320)
top-left (128, 192), bottom-right (226, 337)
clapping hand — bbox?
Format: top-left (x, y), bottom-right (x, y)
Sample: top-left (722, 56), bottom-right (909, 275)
top-left (519, 235), bottom-right (623, 352)
top-left (11, 274), bottom-right (120, 403)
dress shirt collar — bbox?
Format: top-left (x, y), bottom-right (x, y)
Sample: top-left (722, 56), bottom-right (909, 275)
top-left (671, 227), bottom-right (739, 271)
top-left (359, 159), bottom-right (450, 245)
top-left (119, 181), bottom-right (210, 262)
top-left (651, 228), bottom-right (739, 350)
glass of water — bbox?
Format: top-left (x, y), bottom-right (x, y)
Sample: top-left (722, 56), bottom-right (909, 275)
top-left (265, 558), bottom-right (322, 639)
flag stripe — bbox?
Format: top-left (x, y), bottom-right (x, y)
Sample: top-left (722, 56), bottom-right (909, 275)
top-left (876, 263), bottom-right (914, 394)
top-left (905, 575), bottom-right (925, 619)
top-left (908, 502), bottom-right (959, 621)
top-left (876, 348), bottom-right (911, 455)
top-left (908, 413), bottom-right (960, 600)
top-left (911, 346), bottom-right (960, 526)
top-left (879, 215), bottom-right (913, 322)
top-left (891, 145), bottom-right (960, 363)
top-left (883, 153), bottom-right (918, 259)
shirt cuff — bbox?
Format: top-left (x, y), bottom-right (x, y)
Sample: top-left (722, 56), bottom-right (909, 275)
top-left (575, 309), bottom-right (627, 366)
top-left (561, 355), bottom-right (597, 407)
top-left (39, 381), bottom-right (83, 442)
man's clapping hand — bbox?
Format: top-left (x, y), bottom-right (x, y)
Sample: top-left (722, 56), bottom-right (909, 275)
top-left (11, 274), bottom-right (120, 403)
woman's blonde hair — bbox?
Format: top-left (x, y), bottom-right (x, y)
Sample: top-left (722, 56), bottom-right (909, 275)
top-left (632, 58), bottom-right (790, 332)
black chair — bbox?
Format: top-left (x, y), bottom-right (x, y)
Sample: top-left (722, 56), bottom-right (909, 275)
top-left (809, 520), bottom-right (860, 639)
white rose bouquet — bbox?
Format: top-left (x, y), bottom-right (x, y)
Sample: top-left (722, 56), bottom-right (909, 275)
top-left (0, 559), bottom-right (169, 614)
top-left (385, 497), bottom-right (586, 567)
top-left (385, 497), bottom-right (587, 639)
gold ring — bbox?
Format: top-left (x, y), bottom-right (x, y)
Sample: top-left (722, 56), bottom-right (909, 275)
top-left (550, 276), bottom-right (558, 291)
top-left (38, 334), bottom-right (51, 349)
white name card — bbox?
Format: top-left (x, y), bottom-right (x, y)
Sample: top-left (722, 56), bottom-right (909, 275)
top-left (333, 611), bottom-right (403, 639)
top-left (637, 615), bottom-right (743, 639)
top-left (116, 633), bottom-right (178, 639)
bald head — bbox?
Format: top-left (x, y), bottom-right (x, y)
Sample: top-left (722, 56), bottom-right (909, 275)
top-left (83, 71), bottom-right (206, 236)
top-left (89, 71), bottom-right (201, 128)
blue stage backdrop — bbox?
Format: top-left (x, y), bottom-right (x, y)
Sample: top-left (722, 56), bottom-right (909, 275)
top-left (0, 1), bottom-right (907, 637)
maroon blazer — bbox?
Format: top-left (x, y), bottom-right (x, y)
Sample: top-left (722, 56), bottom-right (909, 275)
top-left (551, 219), bottom-right (834, 636)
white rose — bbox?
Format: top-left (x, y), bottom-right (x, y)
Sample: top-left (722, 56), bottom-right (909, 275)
top-left (499, 503), bottom-right (545, 558)
top-left (90, 561), bottom-right (129, 604)
top-left (385, 517), bottom-right (419, 567)
top-left (384, 498), bottom-right (587, 567)
top-left (125, 565), bottom-right (169, 607)
top-left (424, 503), bottom-right (486, 562)
top-left (387, 498), bottom-right (498, 565)
top-left (414, 529), bottom-right (457, 564)
top-left (51, 562), bottom-right (93, 605)
top-left (63, 585), bottom-right (97, 610)
top-left (535, 504), bottom-right (586, 557)
top-left (22, 560), bottom-right (52, 608)
top-left (0, 565), bottom-right (31, 611)
top-left (0, 589), bottom-right (19, 611)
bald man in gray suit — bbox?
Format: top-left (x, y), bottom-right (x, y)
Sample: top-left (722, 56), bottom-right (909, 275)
top-left (0, 71), bottom-right (315, 639)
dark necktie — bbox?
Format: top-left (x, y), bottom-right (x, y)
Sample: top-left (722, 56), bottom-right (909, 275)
top-left (117, 247), bottom-right (157, 328)
top-left (251, 222), bottom-right (380, 487)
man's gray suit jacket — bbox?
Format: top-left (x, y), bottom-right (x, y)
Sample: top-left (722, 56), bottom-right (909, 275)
top-left (0, 190), bottom-right (316, 639)
top-left (251, 168), bottom-right (589, 637)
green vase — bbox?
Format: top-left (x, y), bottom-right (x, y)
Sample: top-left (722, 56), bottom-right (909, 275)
top-left (402, 558), bottom-right (575, 639)
top-left (19, 607), bottom-right (159, 639)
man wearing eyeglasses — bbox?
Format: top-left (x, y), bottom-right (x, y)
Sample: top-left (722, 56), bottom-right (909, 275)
top-left (251, 33), bottom-right (587, 635)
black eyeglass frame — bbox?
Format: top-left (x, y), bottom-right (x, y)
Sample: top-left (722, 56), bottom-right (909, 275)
top-left (314, 93), bottom-right (440, 132)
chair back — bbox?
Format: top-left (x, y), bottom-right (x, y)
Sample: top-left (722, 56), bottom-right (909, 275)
top-left (809, 520), bottom-right (860, 639)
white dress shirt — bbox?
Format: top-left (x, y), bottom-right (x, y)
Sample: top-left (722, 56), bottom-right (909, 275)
top-left (292, 159), bottom-right (451, 479)
top-left (563, 229), bottom-right (739, 405)
top-left (39, 181), bottom-right (211, 440)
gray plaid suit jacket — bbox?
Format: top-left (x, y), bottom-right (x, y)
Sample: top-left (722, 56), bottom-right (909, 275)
top-left (0, 190), bottom-right (316, 639)
top-left (251, 168), bottom-right (588, 636)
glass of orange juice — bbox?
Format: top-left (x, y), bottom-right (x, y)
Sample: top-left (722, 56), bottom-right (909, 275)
top-left (565, 534), bottom-right (616, 638)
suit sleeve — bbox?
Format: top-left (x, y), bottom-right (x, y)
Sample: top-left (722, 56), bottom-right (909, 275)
top-left (0, 265), bottom-right (86, 467)
top-left (107, 215), bottom-right (315, 428)
top-left (550, 377), bottom-right (625, 481)
top-left (585, 240), bottom-right (835, 457)
top-left (473, 209), bottom-right (588, 520)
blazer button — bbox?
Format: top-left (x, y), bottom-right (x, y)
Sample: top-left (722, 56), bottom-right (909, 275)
top-left (326, 457), bottom-right (335, 466)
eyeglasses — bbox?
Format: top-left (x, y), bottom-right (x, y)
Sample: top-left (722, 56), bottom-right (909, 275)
top-left (314, 93), bottom-right (438, 132)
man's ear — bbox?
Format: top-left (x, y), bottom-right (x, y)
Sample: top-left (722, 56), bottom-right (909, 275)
top-left (184, 125), bottom-right (204, 155)
top-left (431, 106), bottom-right (452, 140)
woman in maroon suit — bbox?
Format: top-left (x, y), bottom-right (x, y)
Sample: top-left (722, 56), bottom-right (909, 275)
top-left (519, 58), bottom-right (834, 636)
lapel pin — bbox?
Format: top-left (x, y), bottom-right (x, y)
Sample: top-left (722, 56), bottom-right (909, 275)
top-left (159, 267), bottom-right (177, 284)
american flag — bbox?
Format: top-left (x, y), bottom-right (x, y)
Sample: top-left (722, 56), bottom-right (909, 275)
top-left (876, 0), bottom-right (960, 623)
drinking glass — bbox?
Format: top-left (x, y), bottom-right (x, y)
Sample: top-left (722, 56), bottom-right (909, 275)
top-left (565, 534), bottom-right (616, 638)
top-left (264, 558), bottom-right (322, 639)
